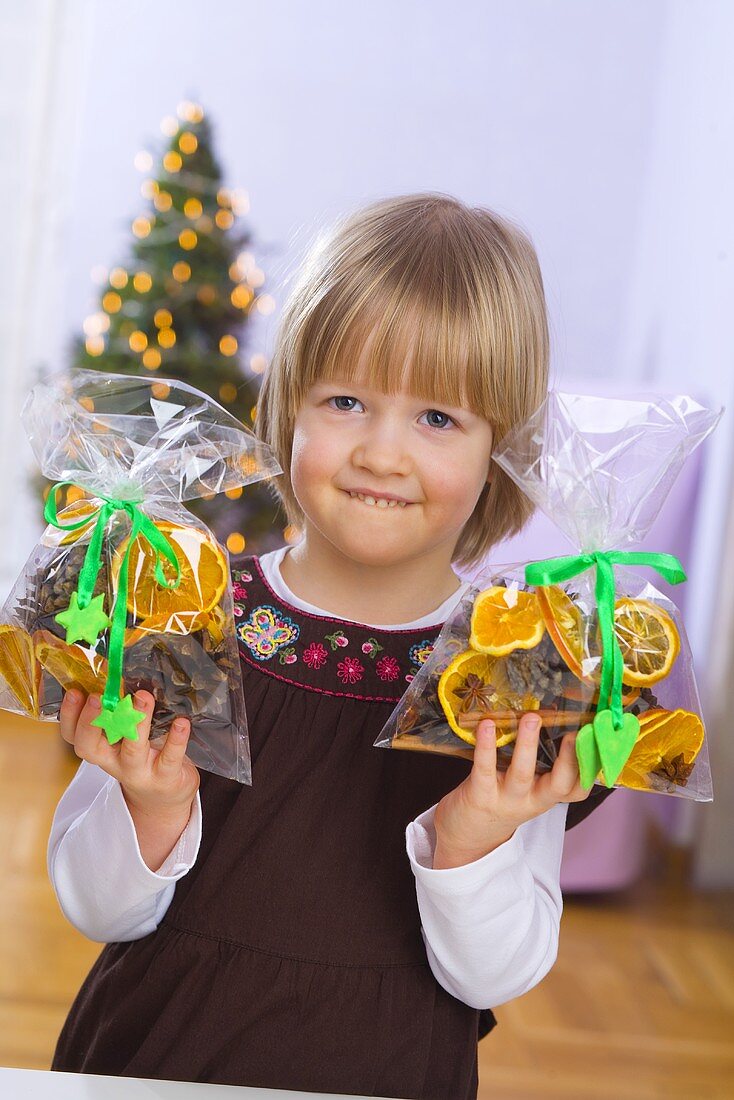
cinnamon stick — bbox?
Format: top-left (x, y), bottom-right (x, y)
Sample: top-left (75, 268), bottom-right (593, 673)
top-left (456, 708), bottom-right (594, 732)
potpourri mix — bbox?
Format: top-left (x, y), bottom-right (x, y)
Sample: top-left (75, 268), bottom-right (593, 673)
top-left (0, 370), bottom-right (282, 784)
top-left (375, 391), bottom-right (723, 801)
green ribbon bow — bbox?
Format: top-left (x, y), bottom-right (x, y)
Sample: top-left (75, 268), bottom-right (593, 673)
top-left (524, 550), bottom-right (686, 789)
top-left (44, 482), bottom-right (182, 744)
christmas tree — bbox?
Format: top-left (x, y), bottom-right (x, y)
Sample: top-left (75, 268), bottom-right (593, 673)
top-left (47, 99), bottom-right (294, 558)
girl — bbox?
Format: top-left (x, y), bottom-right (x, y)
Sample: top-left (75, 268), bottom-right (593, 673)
top-left (48, 193), bottom-right (613, 1099)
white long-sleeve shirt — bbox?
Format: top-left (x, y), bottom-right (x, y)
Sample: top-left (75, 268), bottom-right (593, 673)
top-left (48, 547), bottom-right (569, 1010)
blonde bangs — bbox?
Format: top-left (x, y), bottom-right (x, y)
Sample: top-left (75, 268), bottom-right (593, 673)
top-left (255, 192), bottom-right (550, 571)
top-left (298, 292), bottom-right (477, 413)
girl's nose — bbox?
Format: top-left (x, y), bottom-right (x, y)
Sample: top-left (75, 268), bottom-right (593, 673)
top-left (351, 417), bottom-right (413, 476)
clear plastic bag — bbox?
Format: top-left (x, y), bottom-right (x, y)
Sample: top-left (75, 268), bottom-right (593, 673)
top-left (0, 369), bottom-right (283, 784)
top-left (375, 391), bottom-right (723, 801)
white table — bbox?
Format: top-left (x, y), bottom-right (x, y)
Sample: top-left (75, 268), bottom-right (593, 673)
top-left (0, 1067), bottom-right (398, 1099)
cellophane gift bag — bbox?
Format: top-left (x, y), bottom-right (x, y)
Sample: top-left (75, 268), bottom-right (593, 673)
top-left (0, 369), bottom-right (283, 785)
top-left (375, 391), bottom-right (723, 801)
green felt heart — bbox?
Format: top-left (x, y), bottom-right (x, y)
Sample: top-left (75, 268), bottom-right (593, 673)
top-left (576, 721), bottom-right (602, 790)
top-left (594, 709), bottom-right (640, 788)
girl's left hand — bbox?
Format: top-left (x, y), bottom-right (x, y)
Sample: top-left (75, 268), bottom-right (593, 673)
top-left (432, 713), bottom-right (592, 870)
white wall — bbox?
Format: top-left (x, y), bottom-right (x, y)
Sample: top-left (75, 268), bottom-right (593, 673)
top-left (62, 0), bottom-right (667, 386)
top-left (0, 0), bottom-right (91, 593)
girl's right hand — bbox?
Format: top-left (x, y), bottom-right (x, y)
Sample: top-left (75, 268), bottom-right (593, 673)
top-left (433, 714), bottom-right (591, 870)
top-left (59, 688), bottom-right (201, 825)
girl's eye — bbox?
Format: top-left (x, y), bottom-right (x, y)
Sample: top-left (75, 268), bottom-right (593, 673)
top-left (329, 396), bottom-right (362, 412)
top-left (422, 410), bottom-right (455, 431)
top-left (327, 397), bottom-right (455, 430)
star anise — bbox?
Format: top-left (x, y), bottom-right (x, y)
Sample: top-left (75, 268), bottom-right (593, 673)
top-left (453, 673), bottom-right (497, 714)
top-left (650, 753), bottom-right (695, 787)
top-left (628, 685), bottom-right (661, 720)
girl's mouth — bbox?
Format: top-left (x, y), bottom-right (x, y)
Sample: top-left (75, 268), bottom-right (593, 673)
top-left (345, 491), bottom-right (409, 509)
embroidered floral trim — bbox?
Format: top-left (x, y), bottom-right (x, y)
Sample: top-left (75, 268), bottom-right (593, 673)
top-left (405, 641), bottom-right (436, 683)
top-left (237, 603), bottom-right (300, 661)
top-left (231, 560), bottom-right (446, 700)
top-left (375, 654), bottom-right (400, 682)
top-left (231, 573), bottom-right (252, 602)
top-left (336, 656), bottom-right (364, 684)
top-left (278, 645), bottom-right (298, 665)
top-left (303, 641), bottom-right (328, 669)
top-left (409, 640), bottom-right (435, 667)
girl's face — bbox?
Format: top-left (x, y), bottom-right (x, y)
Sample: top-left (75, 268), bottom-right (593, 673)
top-left (290, 372), bottom-right (494, 569)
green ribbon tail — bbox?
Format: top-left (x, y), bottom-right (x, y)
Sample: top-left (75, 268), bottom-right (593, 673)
top-left (593, 552), bottom-right (623, 724)
top-left (45, 482), bottom-right (110, 613)
top-left (102, 509), bottom-right (182, 712)
top-left (605, 550), bottom-right (687, 586)
top-left (43, 482), bottom-right (184, 724)
top-left (136, 513), bottom-right (183, 588)
top-left (76, 503), bottom-right (114, 609)
top-left (524, 546), bottom-right (687, 789)
top-left (45, 484), bottom-right (114, 636)
top-left (103, 507), bottom-right (143, 710)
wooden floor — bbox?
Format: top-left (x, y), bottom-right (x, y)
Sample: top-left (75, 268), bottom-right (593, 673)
top-left (1, 713), bottom-right (733, 1099)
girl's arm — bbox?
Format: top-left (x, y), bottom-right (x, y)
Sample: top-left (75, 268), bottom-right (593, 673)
top-left (48, 758), bottom-right (202, 943)
top-left (405, 800), bottom-right (568, 1010)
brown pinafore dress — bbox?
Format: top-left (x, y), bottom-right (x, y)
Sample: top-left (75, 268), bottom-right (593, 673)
top-left (51, 555), bottom-right (613, 1098)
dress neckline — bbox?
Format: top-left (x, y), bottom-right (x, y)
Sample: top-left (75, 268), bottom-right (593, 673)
top-left (231, 555), bottom-right (458, 702)
top-left (254, 552), bottom-right (463, 634)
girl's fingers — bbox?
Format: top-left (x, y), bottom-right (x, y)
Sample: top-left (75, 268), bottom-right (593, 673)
top-left (557, 732), bottom-right (592, 800)
top-left (59, 689), bottom-right (86, 744)
top-left (118, 691), bottom-right (155, 775)
top-left (155, 716), bottom-right (191, 777)
top-left (467, 719), bottom-right (498, 793)
top-left (504, 713), bottom-right (543, 791)
top-left (539, 731), bottom-right (584, 801)
top-left (553, 731), bottom-right (582, 791)
top-left (72, 693), bottom-right (121, 772)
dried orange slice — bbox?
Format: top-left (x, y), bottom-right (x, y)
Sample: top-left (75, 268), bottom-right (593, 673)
top-left (55, 499), bottom-right (99, 545)
top-left (112, 521), bottom-right (228, 624)
top-left (200, 604), bottom-right (226, 646)
top-left (34, 629), bottom-right (108, 697)
top-left (469, 585), bottom-right (545, 657)
top-left (43, 497), bottom-right (99, 546)
top-left (617, 708), bottom-right (704, 790)
top-left (613, 597), bottom-right (680, 687)
top-left (124, 603), bottom-right (227, 645)
top-left (633, 707), bottom-right (670, 733)
top-left (437, 648), bottom-right (541, 747)
top-left (0, 624), bottom-right (41, 716)
top-left (535, 584), bottom-right (590, 680)
top-left (125, 610), bottom-right (211, 639)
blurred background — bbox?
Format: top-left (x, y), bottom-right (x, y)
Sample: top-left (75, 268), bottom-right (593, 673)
top-left (1, 1), bottom-right (733, 1096)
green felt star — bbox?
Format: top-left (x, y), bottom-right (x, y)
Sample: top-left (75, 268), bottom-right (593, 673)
top-left (90, 693), bottom-right (146, 745)
top-left (55, 591), bottom-right (111, 646)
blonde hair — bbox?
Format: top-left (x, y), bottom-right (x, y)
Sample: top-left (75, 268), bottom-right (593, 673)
top-left (255, 192), bottom-right (550, 571)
